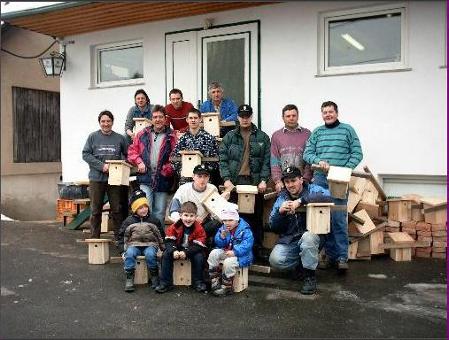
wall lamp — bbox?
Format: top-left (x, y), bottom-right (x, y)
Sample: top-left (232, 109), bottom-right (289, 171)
top-left (39, 40), bottom-right (74, 77)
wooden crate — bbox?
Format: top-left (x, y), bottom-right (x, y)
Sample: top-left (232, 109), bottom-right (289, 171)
top-left (202, 112), bottom-right (220, 137)
top-left (106, 160), bottom-right (132, 186)
top-left (387, 199), bottom-right (412, 222)
top-left (86, 239), bottom-right (111, 264)
top-left (173, 259), bottom-right (191, 286)
top-left (306, 203), bottom-right (334, 234)
top-left (236, 185), bottom-right (258, 214)
top-left (180, 150), bottom-right (203, 178)
top-left (134, 256), bottom-right (149, 285)
top-left (233, 267), bottom-right (248, 293)
top-left (327, 166), bottom-right (352, 199)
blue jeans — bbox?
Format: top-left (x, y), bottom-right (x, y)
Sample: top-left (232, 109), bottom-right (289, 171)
top-left (313, 173), bottom-right (348, 262)
top-left (140, 184), bottom-right (168, 228)
top-left (124, 245), bottom-right (158, 271)
top-left (269, 231), bottom-right (322, 270)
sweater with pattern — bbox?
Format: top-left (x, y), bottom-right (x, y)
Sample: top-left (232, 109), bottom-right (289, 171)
top-left (303, 121), bottom-right (363, 170)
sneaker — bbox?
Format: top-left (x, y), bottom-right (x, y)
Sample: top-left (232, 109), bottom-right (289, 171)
top-left (194, 282), bottom-right (207, 293)
top-left (300, 276), bottom-right (317, 295)
top-left (155, 283), bottom-right (174, 294)
top-left (337, 260), bottom-right (348, 274)
top-left (212, 284), bottom-right (233, 297)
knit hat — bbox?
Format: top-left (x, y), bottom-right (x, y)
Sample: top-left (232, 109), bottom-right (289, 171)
top-left (129, 189), bottom-right (149, 213)
top-left (281, 166), bottom-right (302, 181)
top-left (220, 203), bottom-right (240, 221)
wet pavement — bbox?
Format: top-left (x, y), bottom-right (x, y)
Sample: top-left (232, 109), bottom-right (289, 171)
top-left (1, 220), bottom-right (447, 339)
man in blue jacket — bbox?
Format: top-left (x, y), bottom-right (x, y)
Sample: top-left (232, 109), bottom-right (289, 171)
top-left (269, 166), bottom-right (332, 295)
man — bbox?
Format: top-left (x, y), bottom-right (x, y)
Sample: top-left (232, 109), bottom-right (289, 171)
top-left (127, 105), bottom-right (177, 227)
top-left (303, 101), bottom-right (363, 272)
top-left (271, 104), bottom-right (312, 193)
top-left (268, 166), bottom-right (332, 295)
top-left (219, 104), bottom-right (271, 259)
top-left (168, 164), bottom-right (229, 242)
top-left (170, 108), bottom-right (220, 186)
top-left (82, 110), bottom-right (128, 240)
top-left (200, 81), bottom-right (238, 136)
top-left (165, 88), bottom-right (194, 134)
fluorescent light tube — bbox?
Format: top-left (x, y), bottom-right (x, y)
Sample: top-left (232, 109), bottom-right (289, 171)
top-left (341, 33), bottom-right (365, 51)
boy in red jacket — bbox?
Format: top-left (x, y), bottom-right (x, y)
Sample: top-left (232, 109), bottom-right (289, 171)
top-left (155, 201), bottom-right (208, 293)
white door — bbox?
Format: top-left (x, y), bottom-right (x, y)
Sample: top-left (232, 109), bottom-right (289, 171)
top-left (166, 22), bottom-right (259, 125)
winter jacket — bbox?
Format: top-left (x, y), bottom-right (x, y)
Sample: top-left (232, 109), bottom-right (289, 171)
top-left (214, 218), bottom-right (254, 267)
top-left (219, 123), bottom-right (271, 186)
top-left (164, 220), bottom-right (207, 257)
top-left (200, 98), bottom-right (238, 121)
top-left (269, 183), bottom-right (332, 245)
top-left (117, 213), bottom-right (165, 254)
top-left (127, 125), bottom-right (176, 192)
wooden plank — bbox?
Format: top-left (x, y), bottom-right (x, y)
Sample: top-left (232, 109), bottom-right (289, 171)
top-left (387, 232), bottom-right (415, 243)
top-left (249, 264), bottom-right (271, 274)
top-left (363, 166), bottom-right (387, 201)
top-left (381, 240), bottom-right (431, 249)
top-left (310, 164), bottom-right (371, 179)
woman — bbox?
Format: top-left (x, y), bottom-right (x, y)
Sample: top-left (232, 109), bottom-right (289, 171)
top-left (124, 89), bottom-right (153, 143)
top-left (82, 110), bottom-right (128, 240)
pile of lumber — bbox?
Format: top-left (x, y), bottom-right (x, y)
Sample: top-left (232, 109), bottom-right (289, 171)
top-left (347, 168), bottom-right (447, 261)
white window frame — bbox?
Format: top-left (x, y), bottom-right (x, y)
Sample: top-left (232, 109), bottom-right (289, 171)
top-left (317, 3), bottom-right (409, 76)
top-left (92, 40), bottom-right (144, 88)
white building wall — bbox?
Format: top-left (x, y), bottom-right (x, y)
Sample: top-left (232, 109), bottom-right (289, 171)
top-left (61, 1), bottom-right (446, 191)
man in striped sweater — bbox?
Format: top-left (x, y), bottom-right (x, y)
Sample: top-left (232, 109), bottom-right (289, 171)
top-left (303, 101), bottom-right (363, 273)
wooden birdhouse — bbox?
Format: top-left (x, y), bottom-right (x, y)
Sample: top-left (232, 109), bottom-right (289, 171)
top-left (306, 203), bottom-right (334, 234)
top-left (85, 239), bottom-right (111, 264)
top-left (106, 160), bottom-right (133, 186)
top-left (202, 112), bottom-right (220, 137)
top-left (236, 185), bottom-right (258, 214)
top-left (387, 232), bottom-right (415, 262)
top-left (327, 166), bottom-right (352, 199)
top-left (179, 150), bottom-right (203, 178)
top-left (201, 189), bottom-right (229, 222)
top-left (173, 259), bottom-right (191, 285)
top-left (421, 197), bottom-right (447, 224)
top-left (132, 117), bottom-right (151, 135)
top-left (134, 256), bottom-right (149, 285)
top-left (387, 199), bottom-right (412, 222)
top-left (233, 267), bottom-right (248, 293)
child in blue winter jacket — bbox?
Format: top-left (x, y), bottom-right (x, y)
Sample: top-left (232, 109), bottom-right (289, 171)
top-left (207, 203), bottom-right (254, 296)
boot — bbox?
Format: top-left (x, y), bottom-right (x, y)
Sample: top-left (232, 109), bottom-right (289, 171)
top-left (337, 260), bottom-right (349, 274)
top-left (300, 269), bottom-right (317, 295)
top-left (212, 274), bottom-right (234, 297)
top-left (124, 269), bottom-right (135, 293)
top-left (208, 267), bottom-right (222, 291)
top-left (149, 267), bottom-right (160, 290)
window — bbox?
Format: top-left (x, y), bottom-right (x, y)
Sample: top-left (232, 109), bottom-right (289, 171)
top-left (12, 87), bottom-right (61, 163)
top-left (93, 40), bottom-right (143, 87)
top-left (318, 4), bottom-right (409, 76)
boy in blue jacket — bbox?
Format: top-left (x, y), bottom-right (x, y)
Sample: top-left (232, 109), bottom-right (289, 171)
top-left (207, 203), bottom-right (254, 297)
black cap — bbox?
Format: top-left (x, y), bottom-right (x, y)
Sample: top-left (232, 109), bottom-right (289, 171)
top-left (281, 166), bottom-right (302, 180)
top-left (238, 104), bottom-right (253, 117)
top-left (193, 164), bottom-right (210, 175)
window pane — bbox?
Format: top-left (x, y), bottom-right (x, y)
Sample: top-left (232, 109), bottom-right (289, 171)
top-left (99, 45), bottom-right (143, 82)
top-left (206, 38), bottom-right (245, 106)
top-left (328, 13), bottom-right (401, 67)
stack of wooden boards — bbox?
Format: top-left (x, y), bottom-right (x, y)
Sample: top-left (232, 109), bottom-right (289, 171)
top-left (347, 174), bottom-right (447, 261)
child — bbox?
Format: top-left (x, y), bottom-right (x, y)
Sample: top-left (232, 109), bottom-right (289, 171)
top-left (208, 203), bottom-right (254, 297)
top-left (155, 201), bottom-right (208, 293)
top-left (117, 190), bottom-right (165, 293)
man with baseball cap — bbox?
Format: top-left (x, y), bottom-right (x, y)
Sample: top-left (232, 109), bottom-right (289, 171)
top-left (268, 166), bottom-right (332, 295)
top-left (219, 104), bottom-right (271, 260)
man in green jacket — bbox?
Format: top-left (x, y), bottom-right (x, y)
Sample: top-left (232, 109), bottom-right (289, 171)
top-left (219, 104), bottom-right (271, 259)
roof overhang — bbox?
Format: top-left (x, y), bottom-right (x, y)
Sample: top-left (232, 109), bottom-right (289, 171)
top-left (1, 1), bottom-right (277, 38)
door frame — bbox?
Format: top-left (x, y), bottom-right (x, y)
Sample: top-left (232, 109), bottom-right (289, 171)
top-left (165, 20), bottom-right (261, 128)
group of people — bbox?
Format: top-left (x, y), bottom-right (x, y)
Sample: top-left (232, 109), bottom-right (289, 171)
top-left (82, 80), bottom-right (363, 296)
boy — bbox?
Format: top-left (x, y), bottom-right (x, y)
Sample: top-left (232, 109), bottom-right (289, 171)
top-left (155, 201), bottom-right (208, 293)
top-left (117, 190), bottom-right (165, 293)
top-left (208, 203), bottom-right (254, 297)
